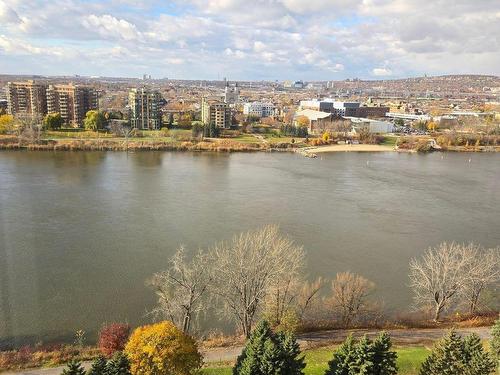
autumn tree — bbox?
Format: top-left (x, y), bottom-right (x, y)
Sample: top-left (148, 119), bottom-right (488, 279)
top-left (149, 247), bottom-right (211, 334)
top-left (43, 113), bottom-right (64, 130)
top-left (125, 321), bottom-right (202, 375)
top-left (0, 114), bottom-right (15, 134)
top-left (84, 110), bottom-right (107, 130)
top-left (409, 243), bottom-right (470, 321)
top-left (98, 323), bottom-right (131, 357)
top-left (329, 272), bottom-right (375, 328)
top-left (210, 225), bottom-right (304, 338)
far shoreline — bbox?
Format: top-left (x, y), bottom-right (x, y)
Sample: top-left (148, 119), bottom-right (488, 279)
top-left (304, 144), bottom-right (395, 153)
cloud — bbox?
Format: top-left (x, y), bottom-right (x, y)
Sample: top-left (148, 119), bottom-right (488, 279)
top-left (372, 68), bottom-right (392, 76)
top-left (0, 0), bottom-right (498, 79)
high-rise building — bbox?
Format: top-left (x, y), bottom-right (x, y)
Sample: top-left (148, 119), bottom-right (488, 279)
top-left (128, 88), bottom-right (162, 129)
top-left (201, 97), bottom-right (232, 128)
top-left (6, 80), bottom-right (48, 117)
top-left (46, 84), bottom-right (98, 126)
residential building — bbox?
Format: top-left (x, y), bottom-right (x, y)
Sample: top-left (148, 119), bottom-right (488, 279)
top-left (224, 82), bottom-right (239, 104)
top-left (46, 84), bottom-right (98, 126)
top-left (128, 88), bottom-right (163, 129)
top-left (6, 80), bottom-right (48, 117)
top-left (243, 102), bottom-right (276, 118)
top-left (0, 99), bottom-right (7, 113)
top-left (201, 97), bottom-right (232, 128)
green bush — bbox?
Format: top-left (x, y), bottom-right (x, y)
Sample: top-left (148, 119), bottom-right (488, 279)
top-left (61, 360), bottom-right (85, 375)
top-left (491, 319), bottom-right (500, 368)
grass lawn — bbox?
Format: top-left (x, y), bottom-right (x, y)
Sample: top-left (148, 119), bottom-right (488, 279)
top-left (201, 345), bottom-right (430, 375)
top-left (232, 135), bottom-right (262, 144)
top-left (264, 135), bottom-right (307, 144)
top-left (381, 135), bottom-right (399, 146)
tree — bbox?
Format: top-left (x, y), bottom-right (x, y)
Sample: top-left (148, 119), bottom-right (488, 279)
top-left (233, 320), bottom-right (305, 375)
top-left (372, 332), bottom-right (398, 375)
top-left (350, 336), bottom-right (375, 375)
top-left (460, 245), bottom-right (499, 314)
top-left (43, 113), bottom-right (64, 130)
top-left (210, 225), bottom-right (304, 338)
top-left (329, 272), bottom-right (375, 328)
top-left (149, 247), bottom-right (211, 334)
top-left (105, 352), bottom-right (132, 375)
top-left (409, 243), bottom-right (470, 321)
top-left (88, 355), bottom-right (108, 375)
top-left (124, 321), bottom-right (202, 375)
top-left (419, 330), bottom-right (495, 375)
top-left (295, 115), bottom-right (309, 128)
top-left (0, 114), bottom-right (15, 134)
top-left (61, 360), bottom-right (86, 375)
top-left (325, 334), bottom-right (356, 375)
top-left (98, 323), bottom-right (131, 357)
top-left (84, 110), bottom-right (107, 130)
top-left (491, 319), bottom-right (500, 367)
top-left (463, 333), bottom-right (496, 375)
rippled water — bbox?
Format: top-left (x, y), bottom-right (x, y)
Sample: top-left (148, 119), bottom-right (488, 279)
top-left (0, 151), bottom-right (499, 345)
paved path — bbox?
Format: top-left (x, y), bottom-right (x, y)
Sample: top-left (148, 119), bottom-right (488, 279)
top-left (3, 326), bottom-right (491, 374)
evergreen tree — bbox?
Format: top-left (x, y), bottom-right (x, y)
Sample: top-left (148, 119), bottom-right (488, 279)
top-left (233, 320), bottom-right (305, 375)
top-left (419, 330), bottom-right (466, 375)
top-left (88, 355), bottom-right (108, 375)
top-left (325, 335), bottom-right (357, 375)
top-left (61, 360), bottom-right (86, 375)
top-left (234, 320), bottom-right (274, 375)
top-left (463, 333), bottom-right (495, 375)
top-left (372, 332), bottom-right (398, 375)
top-left (105, 352), bottom-right (131, 375)
top-left (491, 319), bottom-right (500, 366)
top-left (350, 336), bottom-right (375, 375)
top-left (280, 332), bottom-right (306, 375)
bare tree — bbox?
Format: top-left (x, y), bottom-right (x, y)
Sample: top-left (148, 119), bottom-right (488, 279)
top-left (148, 247), bottom-right (211, 334)
top-left (14, 113), bottom-right (43, 144)
top-left (329, 272), bottom-right (375, 328)
top-left (296, 277), bottom-right (325, 320)
top-left (461, 244), bottom-right (500, 314)
top-left (409, 242), bottom-right (470, 321)
top-left (209, 225), bottom-right (303, 338)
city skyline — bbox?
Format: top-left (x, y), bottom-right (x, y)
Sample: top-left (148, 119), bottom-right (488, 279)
top-left (0, 0), bottom-right (499, 80)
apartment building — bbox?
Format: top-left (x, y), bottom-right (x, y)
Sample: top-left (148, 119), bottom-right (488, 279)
top-left (128, 88), bottom-right (162, 129)
top-left (6, 80), bottom-right (48, 117)
top-left (224, 82), bottom-right (239, 104)
top-left (243, 102), bottom-right (276, 118)
top-left (201, 97), bottom-right (232, 128)
top-left (46, 84), bottom-right (98, 126)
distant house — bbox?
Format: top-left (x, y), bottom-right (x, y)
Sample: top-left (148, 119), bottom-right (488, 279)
top-left (347, 117), bottom-right (394, 133)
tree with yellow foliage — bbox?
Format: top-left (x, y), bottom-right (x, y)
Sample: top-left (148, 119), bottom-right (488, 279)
top-left (295, 115), bottom-right (309, 128)
top-left (427, 121), bottom-right (438, 132)
top-left (124, 321), bottom-right (202, 375)
top-left (322, 132), bottom-right (330, 142)
top-left (0, 114), bottom-right (15, 134)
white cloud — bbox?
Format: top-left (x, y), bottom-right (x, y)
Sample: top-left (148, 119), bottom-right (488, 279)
top-left (372, 68), bottom-right (392, 76)
top-left (82, 14), bottom-right (141, 41)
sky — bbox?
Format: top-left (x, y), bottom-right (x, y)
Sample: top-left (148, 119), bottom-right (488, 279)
top-left (0, 0), bottom-right (499, 80)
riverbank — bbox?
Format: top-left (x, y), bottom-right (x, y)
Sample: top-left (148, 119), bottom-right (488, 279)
top-left (2, 326), bottom-right (492, 375)
top-left (305, 144), bottom-right (395, 153)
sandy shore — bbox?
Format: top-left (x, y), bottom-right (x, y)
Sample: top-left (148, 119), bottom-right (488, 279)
top-left (306, 144), bottom-right (394, 153)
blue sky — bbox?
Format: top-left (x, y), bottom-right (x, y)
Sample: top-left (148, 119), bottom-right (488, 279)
top-left (0, 0), bottom-right (499, 80)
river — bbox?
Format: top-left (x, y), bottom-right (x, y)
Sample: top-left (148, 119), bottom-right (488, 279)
top-left (0, 151), bottom-right (499, 346)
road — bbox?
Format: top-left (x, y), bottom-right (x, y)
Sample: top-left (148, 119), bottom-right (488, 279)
top-left (3, 326), bottom-right (491, 374)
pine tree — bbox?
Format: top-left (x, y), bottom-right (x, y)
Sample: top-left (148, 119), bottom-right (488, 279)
top-left (105, 352), bottom-right (131, 375)
top-left (61, 360), bottom-right (86, 375)
top-left (280, 332), bottom-right (306, 375)
top-left (325, 335), bottom-right (357, 375)
top-left (463, 333), bottom-right (495, 375)
top-left (491, 319), bottom-right (500, 367)
top-left (234, 320), bottom-right (274, 375)
top-left (350, 336), bottom-right (375, 375)
top-left (88, 355), bottom-right (108, 375)
top-left (372, 332), bottom-right (398, 375)
top-left (260, 337), bottom-right (284, 375)
top-left (419, 330), bottom-right (466, 375)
